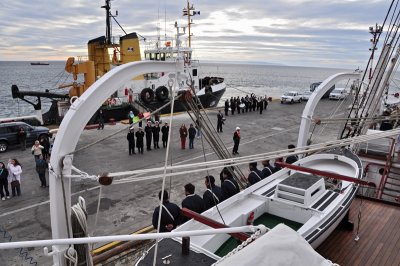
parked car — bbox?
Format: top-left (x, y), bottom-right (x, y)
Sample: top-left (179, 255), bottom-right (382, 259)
top-left (281, 91), bottom-right (302, 104)
top-left (329, 88), bottom-right (348, 100)
top-left (301, 91), bottom-right (313, 101)
top-left (0, 122), bottom-right (51, 152)
top-left (310, 82), bottom-right (335, 99)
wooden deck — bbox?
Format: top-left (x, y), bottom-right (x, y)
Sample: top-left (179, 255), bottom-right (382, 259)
top-left (317, 197), bottom-right (400, 266)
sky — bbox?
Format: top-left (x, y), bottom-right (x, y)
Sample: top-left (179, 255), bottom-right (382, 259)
top-left (0, 0), bottom-right (390, 69)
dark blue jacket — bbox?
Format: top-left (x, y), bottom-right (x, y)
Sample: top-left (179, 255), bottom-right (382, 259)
top-left (221, 178), bottom-right (240, 199)
top-left (182, 194), bottom-right (205, 222)
top-left (203, 185), bottom-right (224, 210)
top-left (248, 169), bottom-right (263, 186)
top-left (152, 201), bottom-right (182, 232)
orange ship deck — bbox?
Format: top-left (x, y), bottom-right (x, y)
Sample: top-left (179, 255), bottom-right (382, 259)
top-left (317, 197), bottom-right (400, 266)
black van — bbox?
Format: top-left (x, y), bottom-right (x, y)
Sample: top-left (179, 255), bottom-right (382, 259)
top-left (0, 122), bottom-right (51, 152)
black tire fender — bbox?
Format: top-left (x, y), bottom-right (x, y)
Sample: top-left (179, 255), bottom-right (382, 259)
top-left (155, 86), bottom-right (169, 101)
top-left (140, 88), bottom-right (154, 103)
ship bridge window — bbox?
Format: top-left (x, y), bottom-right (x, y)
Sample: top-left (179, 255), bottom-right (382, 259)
top-left (150, 53), bottom-right (155, 60)
top-left (192, 69), bottom-right (197, 77)
top-left (166, 53), bottom-right (172, 59)
top-left (161, 53), bottom-right (165, 61)
top-left (156, 53), bottom-right (160, 60)
top-left (145, 53), bottom-right (150, 60)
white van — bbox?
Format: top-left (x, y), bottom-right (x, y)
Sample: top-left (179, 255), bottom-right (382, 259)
top-left (329, 88), bottom-right (348, 100)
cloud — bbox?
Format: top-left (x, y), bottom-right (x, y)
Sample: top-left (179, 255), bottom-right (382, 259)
top-left (0, 0), bottom-right (390, 68)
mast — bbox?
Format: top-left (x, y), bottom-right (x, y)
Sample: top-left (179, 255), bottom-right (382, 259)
top-left (101, 0), bottom-right (112, 45)
top-left (369, 24), bottom-right (382, 80)
top-left (182, 1), bottom-right (200, 47)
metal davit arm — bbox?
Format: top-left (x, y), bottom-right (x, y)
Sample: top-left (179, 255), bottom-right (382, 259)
top-left (49, 60), bottom-right (183, 266)
top-left (297, 72), bottom-right (361, 149)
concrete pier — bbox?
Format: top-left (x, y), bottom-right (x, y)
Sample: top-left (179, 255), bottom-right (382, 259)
top-left (0, 99), bottom-right (346, 265)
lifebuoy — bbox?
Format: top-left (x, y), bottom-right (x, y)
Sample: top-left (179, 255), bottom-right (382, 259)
top-left (155, 86), bottom-right (169, 101)
top-left (70, 96), bottom-right (78, 105)
top-left (140, 88), bottom-right (154, 103)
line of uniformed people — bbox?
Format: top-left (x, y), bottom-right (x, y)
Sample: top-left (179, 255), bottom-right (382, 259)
top-left (127, 121), bottom-right (170, 155)
top-left (224, 94), bottom-right (269, 116)
top-left (246, 144), bottom-right (299, 186)
top-left (151, 168), bottom-right (240, 232)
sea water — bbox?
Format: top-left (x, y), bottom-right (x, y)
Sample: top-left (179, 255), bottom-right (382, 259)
top-left (0, 61), bottom-right (360, 118)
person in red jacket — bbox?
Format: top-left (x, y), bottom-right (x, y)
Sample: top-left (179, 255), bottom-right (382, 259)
top-left (232, 127), bottom-right (241, 155)
top-left (179, 124), bottom-right (188, 149)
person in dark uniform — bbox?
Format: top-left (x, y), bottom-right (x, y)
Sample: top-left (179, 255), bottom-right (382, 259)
top-left (274, 157), bottom-right (284, 172)
top-left (236, 97), bottom-right (241, 114)
top-left (221, 168), bottom-right (240, 199)
top-left (247, 162), bottom-right (263, 186)
top-left (135, 127), bottom-right (145, 154)
top-left (18, 127), bottom-right (26, 151)
top-left (152, 190), bottom-right (182, 232)
top-left (181, 183), bottom-right (205, 222)
top-left (231, 98), bottom-right (236, 115)
top-left (285, 144), bottom-right (299, 164)
top-left (264, 95), bottom-right (269, 110)
top-left (224, 99), bottom-right (229, 116)
top-left (245, 95), bottom-right (250, 112)
top-left (127, 127), bottom-right (136, 155)
top-left (232, 127), bottom-right (241, 155)
top-left (97, 109), bottom-right (105, 130)
top-left (217, 110), bottom-right (224, 133)
top-left (252, 97), bottom-right (257, 111)
top-left (144, 121), bottom-right (153, 150)
top-left (188, 124), bottom-right (196, 149)
top-left (258, 98), bottom-right (263, 114)
top-left (261, 160), bottom-right (274, 178)
top-left (152, 121), bottom-right (160, 149)
top-left (203, 175), bottom-right (224, 210)
top-left (161, 122), bottom-right (169, 148)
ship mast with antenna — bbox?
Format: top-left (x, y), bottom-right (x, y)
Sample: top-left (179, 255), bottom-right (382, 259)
top-left (101, 0), bottom-right (113, 45)
top-left (182, 1), bottom-right (200, 47)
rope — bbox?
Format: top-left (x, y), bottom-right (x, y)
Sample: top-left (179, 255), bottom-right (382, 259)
top-left (153, 78), bottom-right (177, 266)
top-left (68, 95), bottom-right (181, 156)
top-left (212, 225), bottom-right (268, 265)
top-left (70, 196), bottom-right (93, 266)
top-left (64, 246), bottom-right (78, 266)
top-left (64, 128), bottom-right (400, 184)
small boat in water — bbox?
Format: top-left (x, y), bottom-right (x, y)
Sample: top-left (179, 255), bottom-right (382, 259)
top-left (30, 62), bottom-right (50, 65)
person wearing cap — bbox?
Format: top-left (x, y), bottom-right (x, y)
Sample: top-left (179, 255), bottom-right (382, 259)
top-left (232, 127), bottom-right (241, 155)
top-left (127, 127), bottom-right (136, 155)
top-left (161, 122), bottom-right (169, 148)
top-left (135, 127), bottom-right (145, 154)
top-left (203, 175), bottom-right (224, 210)
top-left (145, 121), bottom-right (153, 151)
top-left (153, 121), bottom-right (160, 149)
